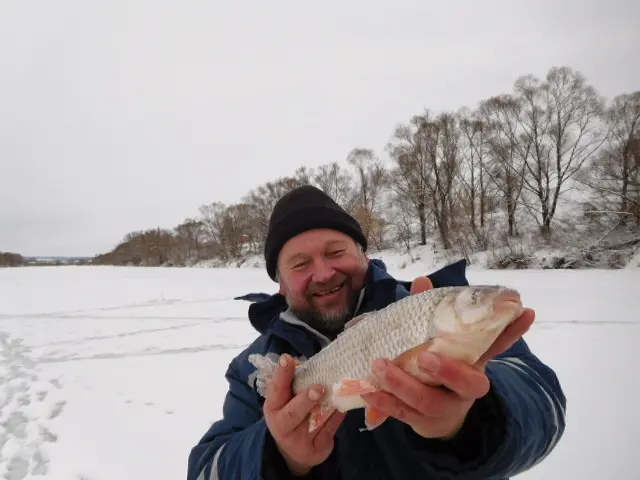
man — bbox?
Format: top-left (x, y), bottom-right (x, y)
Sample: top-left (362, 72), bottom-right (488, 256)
top-left (187, 185), bottom-right (566, 479)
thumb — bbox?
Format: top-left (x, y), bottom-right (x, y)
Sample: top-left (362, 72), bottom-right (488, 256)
top-left (410, 276), bottom-right (433, 295)
top-left (476, 308), bottom-right (536, 369)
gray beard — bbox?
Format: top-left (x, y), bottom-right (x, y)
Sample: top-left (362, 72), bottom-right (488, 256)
top-left (288, 289), bottom-right (362, 340)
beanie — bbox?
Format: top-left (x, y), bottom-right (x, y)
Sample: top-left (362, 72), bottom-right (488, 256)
top-left (264, 185), bottom-right (367, 281)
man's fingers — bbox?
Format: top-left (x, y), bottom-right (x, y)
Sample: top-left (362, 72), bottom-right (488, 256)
top-left (478, 308), bottom-right (536, 366)
top-left (321, 410), bottom-right (347, 437)
top-left (362, 390), bottom-right (426, 425)
top-left (410, 276), bottom-right (433, 295)
top-left (264, 354), bottom-right (295, 413)
top-left (275, 385), bottom-right (326, 434)
top-left (417, 352), bottom-right (490, 400)
top-left (371, 359), bottom-right (464, 417)
top-left (312, 411), bottom-right (346, 448)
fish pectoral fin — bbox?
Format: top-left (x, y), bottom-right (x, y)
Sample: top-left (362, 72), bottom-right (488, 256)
top-left (334, 378), bottom-right (379, 398)
top-left (308, 403), bottom-right (336, 433)
top-left (390, 340), bottom-right (440, 385)
top-left (363, 405), bottom-right (389, 430)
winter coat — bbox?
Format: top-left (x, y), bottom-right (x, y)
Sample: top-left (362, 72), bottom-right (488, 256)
top-left (187, 258), bottom-right (566, 479)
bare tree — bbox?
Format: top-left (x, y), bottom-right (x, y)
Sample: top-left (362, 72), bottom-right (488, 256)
top-left (458, 107), bottom-right (492, 232)
top-left (430, 112), bottom-right (462, 249)
top-left (313, 162), bottom-right (353, 209)
top-left (294, 166), bottom-right (315, 185)
top-left (515, 66), bottom-right (607, 237)
top-left (196, 202), bottom-right (255, 260)
top-left (242, 176), bottom-right (305, 249)
top-left (98, 228), bottom-right (176, 266)
top-left (479, 94), bottom-right (529, 236)
top-left (346, 148), bottom-right (388, 248)
top-left (387, 111), bottom-right (462, 249)
top-left (198, 202), bottom-right (226, 249)
top-left (387, 115), bottom-right (431, 245)
top-left (220, 203), bottom-right (253, 259)
top-left (577, 91), bottom-right (640, 228)
top-left (173, 218), bottom-right (205, 264)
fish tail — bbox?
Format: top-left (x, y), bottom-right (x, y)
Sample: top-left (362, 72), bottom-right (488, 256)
top-left (247, 352), bottom-right (280, 396)
top-left (247, 352), bottom-right (307, 397)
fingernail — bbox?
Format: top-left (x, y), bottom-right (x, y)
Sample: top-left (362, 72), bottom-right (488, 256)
top-left (279, 354), bottom-right (289, 368)
top-left (308, 387), bottom-right (323, 401)
top-left (419, 352), bottom-right (440, 373)
top-left (373, 359), bottom-right (387, 377)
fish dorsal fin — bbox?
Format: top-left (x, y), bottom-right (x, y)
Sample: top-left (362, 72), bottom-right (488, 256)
top-left (344, 311), bottom-right (374, 330)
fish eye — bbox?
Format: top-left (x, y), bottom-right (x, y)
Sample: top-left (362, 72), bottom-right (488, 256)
top-left (454, 288), bottom-right (487, 324)
top-left (470, 289), bottom-right (479, 305)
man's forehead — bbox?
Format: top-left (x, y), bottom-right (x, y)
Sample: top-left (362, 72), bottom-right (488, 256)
top-left (281, 231), bottom-right (352, 259)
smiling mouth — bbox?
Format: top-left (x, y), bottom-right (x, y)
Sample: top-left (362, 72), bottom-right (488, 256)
top-left (312, 282), bottom-right (346, 297)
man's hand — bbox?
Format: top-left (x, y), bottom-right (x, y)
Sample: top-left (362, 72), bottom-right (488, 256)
top-left (362, 276), bottom-right (535, 439)
top-left (263, 353), bottom-right (346, 476)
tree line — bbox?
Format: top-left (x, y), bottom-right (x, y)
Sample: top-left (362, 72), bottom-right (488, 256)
top-left (0, 252), bottom-right (25, 267)
top-left (92, 65), bottom-right (639, 268)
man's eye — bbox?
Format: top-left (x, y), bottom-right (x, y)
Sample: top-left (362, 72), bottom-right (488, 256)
top-left (292, 262), bottom-right (307, 270)
top-left (327, 249), bottom-right (345, 257)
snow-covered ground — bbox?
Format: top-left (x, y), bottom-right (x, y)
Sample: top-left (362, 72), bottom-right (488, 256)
top-left (0, 262), bottom-right (638, 479)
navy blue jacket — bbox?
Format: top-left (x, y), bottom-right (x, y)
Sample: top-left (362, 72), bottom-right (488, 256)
top-left (187, 259), bottom-right (566, 479)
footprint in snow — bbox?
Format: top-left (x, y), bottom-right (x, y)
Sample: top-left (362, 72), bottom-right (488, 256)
top-left (48, 401), bottom-right (66, 420)
top-left (0, 333), bottom-right (67, 479)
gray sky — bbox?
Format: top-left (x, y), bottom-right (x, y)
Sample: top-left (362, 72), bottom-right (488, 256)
top-left (1, 0), bottom-right (639, 257)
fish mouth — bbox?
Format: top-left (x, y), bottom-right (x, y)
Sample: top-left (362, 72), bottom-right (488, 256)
top-left (493, 289), bottom-right (523, 314)
top-left (312, 281), bottom-right (346, 297)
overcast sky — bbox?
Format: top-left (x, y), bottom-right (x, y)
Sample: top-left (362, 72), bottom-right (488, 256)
top-left (1, 0), bottom-right (639, 257)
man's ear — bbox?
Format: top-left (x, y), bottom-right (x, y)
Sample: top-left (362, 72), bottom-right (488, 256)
top-left (276, 269), bottom-right (285, 294)
top-left (356, 241), bottom-right (369, 261)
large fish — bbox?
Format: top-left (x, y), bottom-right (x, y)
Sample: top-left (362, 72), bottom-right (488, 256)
top-left (248, 284), bottom-right (524, 433)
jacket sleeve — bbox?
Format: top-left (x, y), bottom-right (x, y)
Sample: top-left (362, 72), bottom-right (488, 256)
top-left (187, 355), bottom-right (340, 480)
top-left (480, 338), bottom-right (566, 476)
top-left (186, 358), bottom-right (266, 480)
top-left (186, 356), bottom-right (297, 480)
top-left (404, 337), bottom-right (566, 478)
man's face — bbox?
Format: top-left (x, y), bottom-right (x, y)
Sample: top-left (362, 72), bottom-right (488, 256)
top-left (276, 228), bottom-right (369, 337)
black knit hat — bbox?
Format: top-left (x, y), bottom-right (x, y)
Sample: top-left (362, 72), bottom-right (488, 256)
top-left (264, 185), bottom-right (367, 281)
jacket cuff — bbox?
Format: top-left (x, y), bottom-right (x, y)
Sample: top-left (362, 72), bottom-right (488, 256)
top-left (407, 384), bottom-right (508, 468)
top-left (262, 429), bottom-right (339, 479)
top-left (262, 430), bottom-right (301, 479)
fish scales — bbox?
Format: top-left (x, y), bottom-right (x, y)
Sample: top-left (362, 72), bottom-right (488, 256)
top-left (291, 288), bottom-right (450, 394)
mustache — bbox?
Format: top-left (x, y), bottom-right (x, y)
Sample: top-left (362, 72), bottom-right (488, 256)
top-left (306, 276), bottom-right (349, 295)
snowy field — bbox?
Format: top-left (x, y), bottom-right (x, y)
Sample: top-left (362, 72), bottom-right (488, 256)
top-left (0, 263), bottom-right (638, 479)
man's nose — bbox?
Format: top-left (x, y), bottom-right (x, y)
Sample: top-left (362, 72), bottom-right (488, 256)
top-left (312, 259), bottom-right (335, 284)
